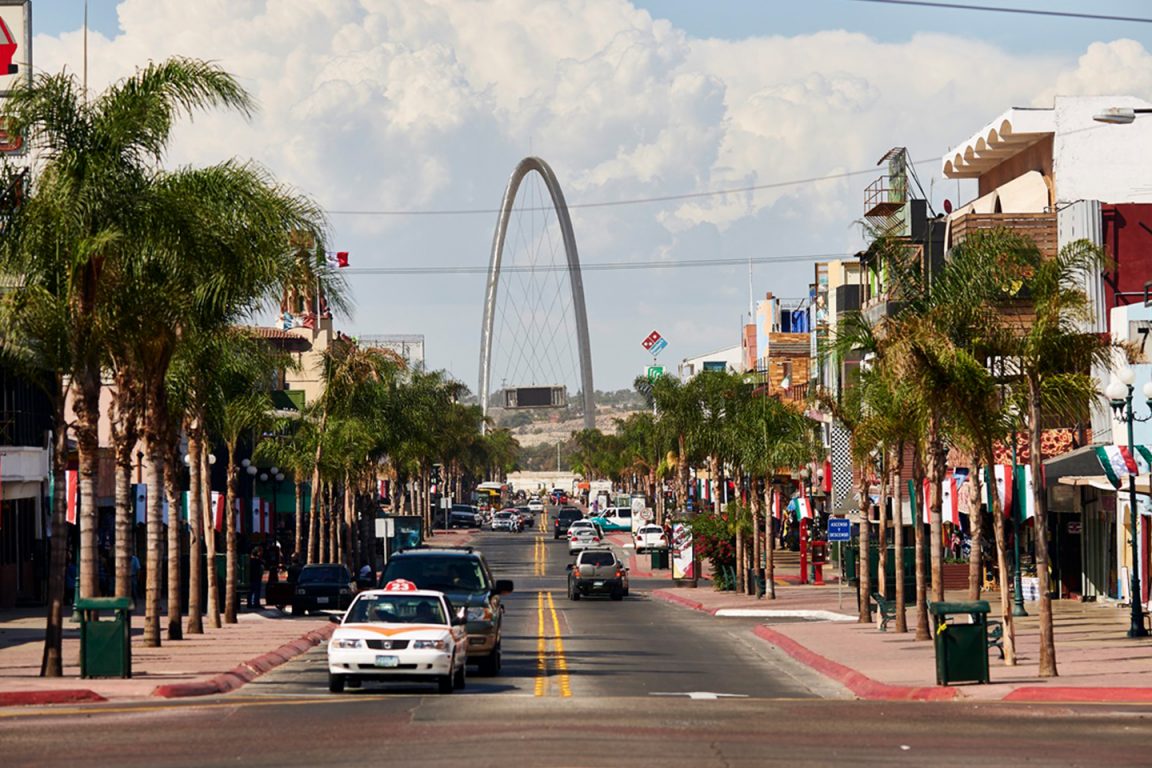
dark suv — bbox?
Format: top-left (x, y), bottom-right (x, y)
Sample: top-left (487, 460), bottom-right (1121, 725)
top-left (378, 547), bottom-right (513, 675)
top-left (553, 507), bottom-right (583, 539)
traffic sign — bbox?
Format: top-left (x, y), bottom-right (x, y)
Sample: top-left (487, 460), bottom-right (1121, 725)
top-left (646, 365), bottom-right (665, 381)
top-left (827, 518), bottom-right (851, 542)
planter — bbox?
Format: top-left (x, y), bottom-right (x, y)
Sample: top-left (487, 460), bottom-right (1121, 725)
top-left (941, 562), bottom-right (970, 591)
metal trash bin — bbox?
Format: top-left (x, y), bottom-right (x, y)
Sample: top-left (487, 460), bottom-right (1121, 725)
top-left (76, 597), bottom-right (133, 679)
top-left (928, 600), bottom-right (991, 685)
top-left (650, 548), bottom-right (669, 570)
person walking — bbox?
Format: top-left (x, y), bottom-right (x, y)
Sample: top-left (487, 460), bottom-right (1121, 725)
top-left (248, 547), bottom-right (264, 609)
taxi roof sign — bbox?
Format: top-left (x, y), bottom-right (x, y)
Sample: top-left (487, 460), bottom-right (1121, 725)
top-left (383, 579), bottom-right (418, 592)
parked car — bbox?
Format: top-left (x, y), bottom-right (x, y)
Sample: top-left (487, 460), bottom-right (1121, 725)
top-left (553, 507), bottom-right (583, 540)
top-left (292, 564), bottom-right (356, 615)
top-left (567, 548), bottom-right (629, 600)
top-left (589, 506), bottom-right (633, 532)
top-left (633, 524), bottom-right (669, 554)
top-left (448, 504), bottom-right (481, 528)
top-left (377, 547), bottom-right (513, 675)
top-left (326, 581), bottom-right (468, 694)
top-left (567, 520), bottom-right (605, 555)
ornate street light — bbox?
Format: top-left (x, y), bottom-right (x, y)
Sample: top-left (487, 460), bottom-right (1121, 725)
top-left (1106, 369), bottom-right (1152, 638)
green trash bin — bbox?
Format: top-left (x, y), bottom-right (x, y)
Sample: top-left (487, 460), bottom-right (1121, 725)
top-left (928, 600), bottom-right (991, 685)
top-left (76, 597), bottom-right (133, 679)
top-left (650, 548), bottom-right (670, 570)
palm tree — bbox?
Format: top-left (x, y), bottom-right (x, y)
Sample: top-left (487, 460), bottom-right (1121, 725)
top-left (635, 374), bottom-right (700, 512)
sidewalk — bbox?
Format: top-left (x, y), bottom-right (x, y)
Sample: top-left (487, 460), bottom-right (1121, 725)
top-left (619, 534), bottom-right (1152, 703)
top-left (0, 529), bottom-right (473, 707)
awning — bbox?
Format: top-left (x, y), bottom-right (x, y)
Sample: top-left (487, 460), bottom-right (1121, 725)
top-left (1057, 475), bottom-right (1152, 496)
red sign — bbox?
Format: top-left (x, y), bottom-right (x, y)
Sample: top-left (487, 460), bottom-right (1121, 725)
top-left (641, 330), bottom-right (662, 350)
top-left (383, 579), bottom-right (419, 592)
top-left (0, 17), bottom-right (16, 76)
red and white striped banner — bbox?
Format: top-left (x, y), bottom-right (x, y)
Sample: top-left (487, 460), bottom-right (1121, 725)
top-left (251, 497), bottom-right (272, 534)
top-left (66, 469), bottom-right (79, 525)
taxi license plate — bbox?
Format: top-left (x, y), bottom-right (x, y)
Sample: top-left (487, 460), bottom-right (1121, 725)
top-left (375, 655), bottom-right (399, 668)
top-left (316, 597), bottom-right (329, 604)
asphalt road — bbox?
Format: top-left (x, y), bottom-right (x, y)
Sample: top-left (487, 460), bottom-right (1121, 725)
top-left (3, 524), bottom-right (1151, 767)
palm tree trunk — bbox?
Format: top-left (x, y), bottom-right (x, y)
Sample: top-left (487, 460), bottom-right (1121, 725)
top-left (751, 477), bottom-right (762, 597)
top-left (142, 427), bottom-right (165, 647)
top-left (877, 454), bottom-right (889, 601)
top-left (113, 448), bottom-right (134, 601)
top-left (294, 476), bottom-right (305, 562)
top-left (40, 388), bottom-right (69, 677)
top-left (857, 465), bottom-right (872, 624)
top-left (165, 440), bottom-right (183, 641)
top-left (967, 466), bottom-right (984, 600)
top-left (201, 441), bottom-right (221, 629)
top-left (892, 445), bottom-right (907, 633)
top-left (73, 373), bottom-right (101, 599)
top-left (678, 433), bottom-right (689, 512)
top-left (224, 447), bottom-right (239, 624)
top-left (927, 411), bottom-right (946, 603)
top-left (912, 450), bottom-right (930, 641)
top-left (1028, 382), bottom-right (1057, 677)
top-left (186, 424), bottom-right (204, 635)
top-left (984, 459), bottom-right (1016, 665)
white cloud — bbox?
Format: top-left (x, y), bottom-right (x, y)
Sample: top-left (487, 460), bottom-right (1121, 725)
top-left (26, 1), bottom-right (1152, 389)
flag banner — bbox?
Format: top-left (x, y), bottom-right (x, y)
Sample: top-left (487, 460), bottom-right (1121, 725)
top-left (1096, 445), bottom-right (1134, 488)
top-left (921, 478), bottom-right (932, 525)
top-left (66, 469), bottom-right (79, 525)
top-left (235, 498), bottom-right (244, 534)
top-left (336, 251), bottom-right (349, 268)
top-left (161, 496), bottom-right (169, 526)
top-left (822, 458), bottom-right (833, 494)
top-left (263, 499), bottom-right (272, 533)
top-left (993, 464), bottom-right (1014, 516)
top-left (378, 479), bottom-right (387, 499)
top-left (940, 472), bottom-right (960, 526)
top-left (1134, 445), bottom-right (1152, 474)
top-left (794, 495), bottom-right (813, 520)
top-left (212, 491), bottom-right (224, 532)
top-left (772, 489), bottom-right (783, 520)
top-left (1014, 466), bottom-right (1036, 522)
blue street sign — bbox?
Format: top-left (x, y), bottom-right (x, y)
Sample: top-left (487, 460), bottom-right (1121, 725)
top-left (827, 518), bottom-right (851, 542)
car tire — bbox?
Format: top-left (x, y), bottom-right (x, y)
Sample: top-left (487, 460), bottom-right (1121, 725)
top-left (476, 644), bottom-right (501, 676)
top-left (610, 587), bottom-right (624, 601)
top-left (328, 674), bottom-right (345, 693)
top-left (291, 604), bottom-right (305, 616)
top-left (454, 663), bottom-right (466, 690)
top-left (569, 584), bottom-right (581, 601)
top-left (438, 672), bottom-right (454, 694)
top-left (346, 677), bottom-right (362, 689)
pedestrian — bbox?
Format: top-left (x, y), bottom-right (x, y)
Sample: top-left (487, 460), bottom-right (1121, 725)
top-left (286, 552), bottom-right (302, 583)
top-left (248, 547), bottom-right (264, 609)
top-left (265, 542), bottom-right (281, 585)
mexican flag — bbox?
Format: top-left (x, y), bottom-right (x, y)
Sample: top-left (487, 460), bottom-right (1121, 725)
top-left (66, 469), bottom-right (79, 525)
top-left (1096, 445), bottom-right (1139, 488)
top-left (1014, 466), bottom-right (1036, 522)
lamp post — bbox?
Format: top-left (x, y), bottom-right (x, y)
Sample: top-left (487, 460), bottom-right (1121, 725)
top-left (1105, 370), bottom-right (1151, 638)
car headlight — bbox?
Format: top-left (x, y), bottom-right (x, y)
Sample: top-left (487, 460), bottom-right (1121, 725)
top-left (466, 606), bottom-right (493, 622)
top-left (412, 639), bottom-right (447, 650)
top-left (339, 587), bottom-right (351, 595)
top-left (295, 589), bottom-right (307, 596)
top-left (331, 638), bottom-right (363, 649)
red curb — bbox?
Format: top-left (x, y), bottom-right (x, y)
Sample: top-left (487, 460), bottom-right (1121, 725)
top-left (0, 689), bottom-right (108, 708)
top-left (152, 623), bottom-right (333, 699)
top-left (1003, 686), bottom-right (1152, 703)
top-left (651, 589), bottom-right (711, 614)
top-left (752, 625), bottom-right (957, 701)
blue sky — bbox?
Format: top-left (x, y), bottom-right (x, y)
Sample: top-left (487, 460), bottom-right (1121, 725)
top-left (21, 1), bottom-right (1152, 393)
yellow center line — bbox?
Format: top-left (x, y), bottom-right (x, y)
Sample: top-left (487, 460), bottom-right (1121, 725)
top-left (545, 590), bottom-right (571, 697)
top-left (535, 590), bottom-right (548, 697)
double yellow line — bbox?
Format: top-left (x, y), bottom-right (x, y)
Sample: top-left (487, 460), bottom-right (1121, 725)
top-left (533, 533), bottom-right (547, 576)
top-left (535, 590), bottom-right (571, 697)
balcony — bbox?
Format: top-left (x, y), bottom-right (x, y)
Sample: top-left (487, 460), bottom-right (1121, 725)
top-left (948, 212), bottom-right (1057, 259)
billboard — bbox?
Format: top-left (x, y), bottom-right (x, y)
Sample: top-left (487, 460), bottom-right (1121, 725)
top-left (0, 1), bottom-right (29, 96)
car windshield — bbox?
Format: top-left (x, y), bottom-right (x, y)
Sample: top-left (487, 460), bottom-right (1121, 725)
top-left (383, 557), bottom-right (487, 592)
top-left (298, 566), bottom-right (346, 584)
top-left (347, 595), bottom-right (446, 625)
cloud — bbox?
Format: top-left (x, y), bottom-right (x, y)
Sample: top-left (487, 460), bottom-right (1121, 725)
top-left (27, 1), bottom-right (1152, 389)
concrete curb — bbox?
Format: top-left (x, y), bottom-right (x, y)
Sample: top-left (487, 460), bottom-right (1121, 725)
top-left (652, 590), bottom-right (710, 614)
top-left (1002, 686), bottom-right (1152, 703)
top-left (152, 623), bottom-right (335, 699)
top-left (751, 625), bottom-right (958, 701)
top-left (0, 689), bottom-right (107, 708)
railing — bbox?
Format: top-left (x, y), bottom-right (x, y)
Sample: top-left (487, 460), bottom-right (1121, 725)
top-left (948, 212), bottom-right (1058, 259)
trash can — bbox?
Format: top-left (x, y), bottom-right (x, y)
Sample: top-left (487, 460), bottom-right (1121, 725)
top-left (76, 597), bottom-right (133, 679)
top-left (928, 600), bottom-right (991, 685)
top-left (650, 548), bottom-right (670, 570)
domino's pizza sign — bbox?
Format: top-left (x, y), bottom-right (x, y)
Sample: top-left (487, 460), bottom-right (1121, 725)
top-left (641, 330), bottom-right (668, 357)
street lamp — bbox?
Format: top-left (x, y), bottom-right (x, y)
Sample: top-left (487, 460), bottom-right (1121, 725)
top-left (1106, 370), bottom-right (1152, 638)
top-left (1092, 107), bottom-right (1152, 125)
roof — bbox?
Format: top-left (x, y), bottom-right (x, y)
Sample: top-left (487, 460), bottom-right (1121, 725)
top-left (942, 107), bottom-right (1055, 179)
top-left (241, 325), bottom-right (313, 352)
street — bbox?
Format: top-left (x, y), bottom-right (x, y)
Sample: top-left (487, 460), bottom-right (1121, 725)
top-left (2, 528), bottom-right (1151, 767)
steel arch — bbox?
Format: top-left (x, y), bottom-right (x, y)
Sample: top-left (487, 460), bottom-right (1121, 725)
top-left (479, 156), bottom-right (595, 431)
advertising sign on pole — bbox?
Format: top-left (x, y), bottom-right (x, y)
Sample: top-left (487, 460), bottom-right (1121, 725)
top-left (671, 523), bottom-right (695, 581)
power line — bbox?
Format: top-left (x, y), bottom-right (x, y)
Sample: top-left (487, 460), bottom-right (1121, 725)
top-left (342, 252), bottom-right (854, 275)
top-left (847, 0), bottom-right (1152, 23)
top-left (327, 159), bottom-right (937, 216)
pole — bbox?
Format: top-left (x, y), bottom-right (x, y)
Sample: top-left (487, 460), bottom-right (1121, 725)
top-left (1125, 388), bottom-right (1148, 638)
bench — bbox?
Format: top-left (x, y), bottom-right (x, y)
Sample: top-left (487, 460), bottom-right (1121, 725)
top-left (987, 619), bottom-right (1004, 659)
top-left (871, 592), bottom-right (896, 632)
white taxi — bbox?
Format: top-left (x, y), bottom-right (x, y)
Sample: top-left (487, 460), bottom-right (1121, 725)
top-left (326, 579), bottom-right (468, 694)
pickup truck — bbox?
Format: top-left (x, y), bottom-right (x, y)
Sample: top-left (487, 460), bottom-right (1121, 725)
top-left (567, 549), bottom-right (629, 601)
top-left (553, 507), bottom-right (583, 539)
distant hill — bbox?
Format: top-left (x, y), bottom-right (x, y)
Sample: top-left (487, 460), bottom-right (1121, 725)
top-left (495, 389), bottom-right (645, 470)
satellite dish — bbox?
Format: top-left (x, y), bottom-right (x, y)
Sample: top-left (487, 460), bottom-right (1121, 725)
top-left (943, 199), bottom-right (953, 214)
